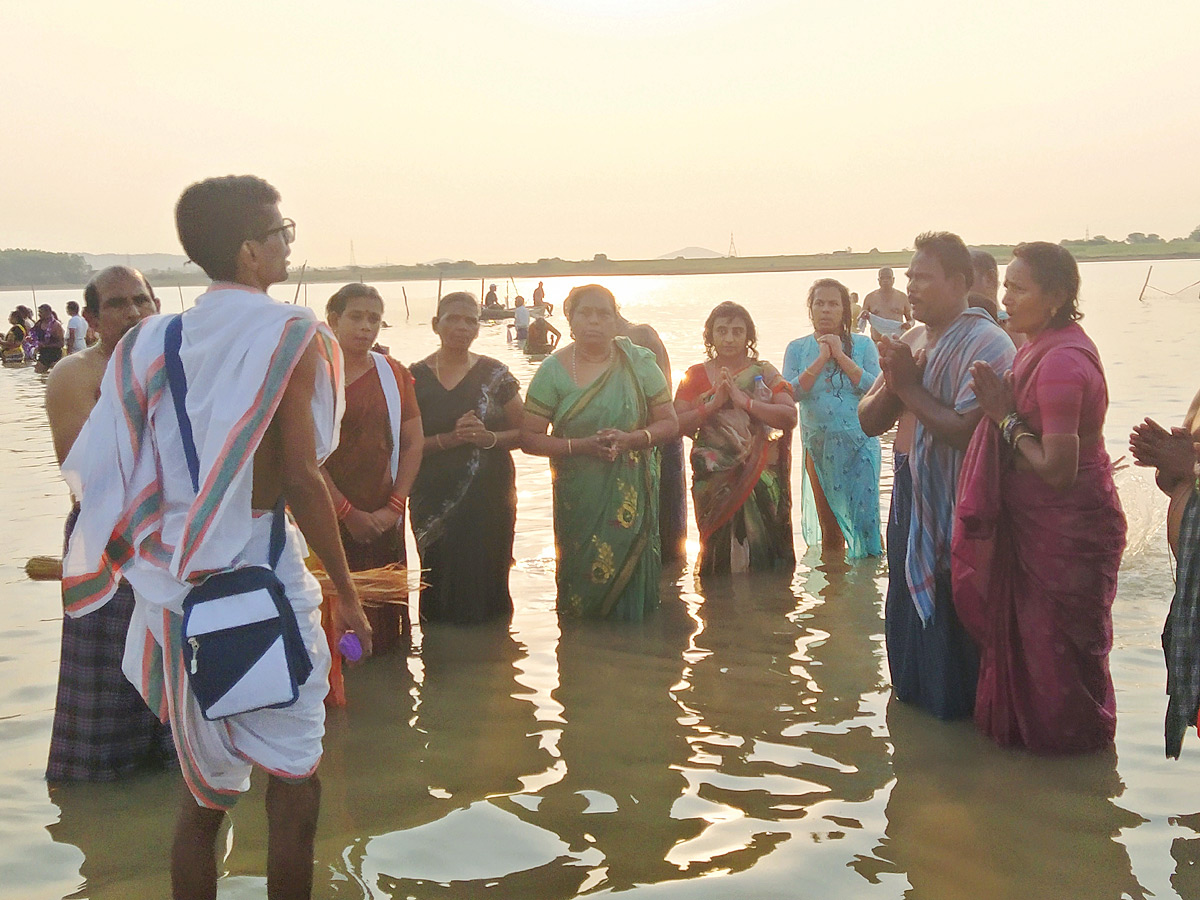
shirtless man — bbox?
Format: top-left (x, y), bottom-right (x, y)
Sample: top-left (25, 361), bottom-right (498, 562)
top-left (44, 266), bottom-right (171, 782)
top-left (859, 267), bottom-right (913, 340)
top-left (46, 268), bottom-right (159, 462)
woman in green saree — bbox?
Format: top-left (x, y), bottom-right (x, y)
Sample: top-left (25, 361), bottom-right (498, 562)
top-left (523, 285), bottom-right (679, 620)
top-left (675, 301), bottom-right (797, 575)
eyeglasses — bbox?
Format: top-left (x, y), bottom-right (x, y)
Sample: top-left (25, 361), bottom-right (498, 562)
top-left (257, 218), bottom-right (296, 245)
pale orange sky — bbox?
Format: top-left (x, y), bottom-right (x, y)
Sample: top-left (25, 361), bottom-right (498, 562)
top-left (1, 0), bottom-right (1197, 267)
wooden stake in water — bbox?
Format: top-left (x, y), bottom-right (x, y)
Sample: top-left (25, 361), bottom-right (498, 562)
top-left (177, 284), bottom-right (185, 312)
top-left (402, 285), bottom-right (410, 321)
top-left (437, 275), bottom-right (443, 304)
top-left (1138, 265), bottom-right (1153, 303)
top-left (292, 262), bottom-right (308, 304)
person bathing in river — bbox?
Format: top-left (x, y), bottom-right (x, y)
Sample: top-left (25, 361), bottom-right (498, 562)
top-left (675, 301), bottom-right (797, 574)
top-left (858, 231), bottom-right (1014, 721)
top-left (523, 284), bottom-right (678, 619)
top-left (322, 283), bottom-right (424, 653)
top-left (410, 292), bottom-right (524, 625)
top-left (954, 242), bottom-right (1125, 754)
top-left (525, 313), bottom-right (561, 355)
top-left (783, 278), bottom-right (882, 559)
top-left (32, 303), bottom-right (65, 372)
top-left (2, 311), bottom-right (28, 363)
top-left (510, 295), bottom-right (530, 343)
top-left (858, 267), bottom-right (912, 340)
top-left (44, 266), bottom-right (173, 782)
top-left (61, 175), bottom-right (373, 899)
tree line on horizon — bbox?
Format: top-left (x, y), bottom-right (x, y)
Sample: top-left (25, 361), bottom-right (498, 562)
top-left (3, 228), bottom-right (1200, 288)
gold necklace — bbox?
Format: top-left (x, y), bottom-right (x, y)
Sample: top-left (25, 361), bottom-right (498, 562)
top-left (572, 343), bottom-right (613, 382)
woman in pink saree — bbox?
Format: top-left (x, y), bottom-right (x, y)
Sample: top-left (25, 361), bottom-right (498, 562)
top-left (952, 242), bottom-right (1126, 754)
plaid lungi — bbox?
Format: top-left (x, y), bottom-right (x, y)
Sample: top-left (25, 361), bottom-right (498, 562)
top-left (46, 506), bottom-right (174, 781)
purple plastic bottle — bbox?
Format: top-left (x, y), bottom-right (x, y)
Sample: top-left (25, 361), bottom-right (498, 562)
top-left (338, 631), bottom-right (363, 662)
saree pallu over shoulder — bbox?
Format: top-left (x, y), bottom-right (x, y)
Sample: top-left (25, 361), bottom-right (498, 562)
top-left (953, 323), bottom-right (1124, 754)
top-left (526, 338), bottom-right (668, 620)
top-left (61, 291), bottom-right (344, 617)
top-left (410, 357), bottom-right (519, 625)
top-left (683, 360), bottom-right (794, 574)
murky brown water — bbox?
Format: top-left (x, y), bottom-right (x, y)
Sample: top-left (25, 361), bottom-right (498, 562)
top-left (2, 261), bottom-right (1199, 899)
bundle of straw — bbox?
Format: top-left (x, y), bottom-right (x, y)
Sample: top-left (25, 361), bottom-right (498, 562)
top-left (306, 562), bottom-right (422, 607)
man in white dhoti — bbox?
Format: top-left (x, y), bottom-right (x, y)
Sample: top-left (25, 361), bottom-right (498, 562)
top-left (61, 175), bottom-right (372, 900)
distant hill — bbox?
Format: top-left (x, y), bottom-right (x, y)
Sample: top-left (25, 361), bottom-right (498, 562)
top-left (658, 246), bottom-right (724, 260)
top-left (82, 253), bottom-right (191, 273)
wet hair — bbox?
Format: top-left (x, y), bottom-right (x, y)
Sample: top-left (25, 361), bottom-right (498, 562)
top-left (967, 291), bottom-right (1000, 323)
top-left (66, 301), bottom-right (79, 315)
top-left (806, 278), bottom-right (854, 356)
top-left (563, 284), bottom-right (618, 322)
top-left (83, 265), bottom-right (148, 315)
top-left (436, 291), bottom-right (480, 317)
top-left (969, 248), bottom-right (999, 292)
top-left (702, 300), bottom-right (758, 359)
top-left (16, 305), bottom-right (33, 322)
top-left (1011, 241), bottom-right (1082, 326)
top-left (913, 231), bottom-right (974, 290)
top-left (175, 175), bottom-right (281, 282)
top-left (326, 283), bottom-right (382, 318)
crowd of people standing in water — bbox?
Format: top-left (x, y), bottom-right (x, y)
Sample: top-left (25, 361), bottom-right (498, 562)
top-left (37, 173), bottom-right (1200, 897)
top-left (3, 300), bottom-right (95, 370)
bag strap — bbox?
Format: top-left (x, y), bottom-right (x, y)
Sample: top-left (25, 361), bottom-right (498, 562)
top-left (164, 314), bottom-right (287, 570)
top-left (164, 315), bottom-right (200, 493)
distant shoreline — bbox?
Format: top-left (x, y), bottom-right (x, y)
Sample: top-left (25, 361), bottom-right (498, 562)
top-left (5, 244), bottom-right (1198, 293)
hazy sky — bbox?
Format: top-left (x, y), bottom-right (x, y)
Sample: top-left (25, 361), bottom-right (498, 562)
top-left (2, 0), bottom-right (1197, 267)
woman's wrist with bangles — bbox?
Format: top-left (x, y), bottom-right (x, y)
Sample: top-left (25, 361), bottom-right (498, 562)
top-left (386, 493), bottom-right (405, 515)
top-left (641, 428), bottom-right (653, 448)
top-left (480, 430), bottom-right (497, 450)
top-left (999, 412), bottom-right (1025, 445)
top-left (335, 497), bottom-right (353, 521)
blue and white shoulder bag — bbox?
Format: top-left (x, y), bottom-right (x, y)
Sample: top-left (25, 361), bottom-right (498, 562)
top-left (164, 314), bottom-right (313, 721)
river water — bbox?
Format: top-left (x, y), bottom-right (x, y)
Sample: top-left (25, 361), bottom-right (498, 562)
top-left (1, 259), bottom-right (1198, 899)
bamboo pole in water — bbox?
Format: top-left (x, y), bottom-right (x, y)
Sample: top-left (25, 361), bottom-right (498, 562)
top-left (177, 284), bottom-right (185, 312)
top-left (292, 262), bottom-right (307, 304)
top-left (1138, 265), bottom-right (1153, 303)
top-left (402, 285), bottom-right (410, 321)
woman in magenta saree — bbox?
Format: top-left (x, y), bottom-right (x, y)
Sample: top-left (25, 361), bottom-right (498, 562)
top-left (953, 242), bottom-right (1126, 754)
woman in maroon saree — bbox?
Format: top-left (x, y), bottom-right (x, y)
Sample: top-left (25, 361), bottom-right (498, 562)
top-left (953, 242), bottom-right (1125, 754)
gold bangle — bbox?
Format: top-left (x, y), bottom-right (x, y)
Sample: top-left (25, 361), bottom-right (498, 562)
top-left (567, 438), bottom-right (573, 455)
top-left (1013, 430), bottom-right (1037, 451)
top-left (641, 428), bottom-right (653, 447)
top-left (436, 433), bottom-right (445, 450)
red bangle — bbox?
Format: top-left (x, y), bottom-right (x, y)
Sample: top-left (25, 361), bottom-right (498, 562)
top-left (387, 494), bottom-right (405, 514)
top-left (335, 498), bottom-right (352, 520)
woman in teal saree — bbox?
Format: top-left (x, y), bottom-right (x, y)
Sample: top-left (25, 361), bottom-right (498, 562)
top-left (523, 285), bottom-right (679, 620)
